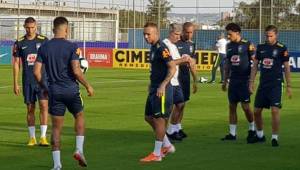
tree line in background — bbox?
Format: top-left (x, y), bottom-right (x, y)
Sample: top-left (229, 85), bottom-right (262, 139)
top-left (119, 0), bottom-right (300, 31)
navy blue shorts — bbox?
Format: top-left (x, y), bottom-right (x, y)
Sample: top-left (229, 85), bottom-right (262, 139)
top-left (145, 85), bottom-right (173, 118)
top-left (48, 85), bottom-right (83, 116)
top-left (23, 84), bottom-right (48, 104)
top-left (228, 80), bottom-right (250, 104)
top-left (180, 79), bottom-right (190, 102)
top-left (172, 85), bottom-right (185, 104)
top-left (255, 84), bottom-right (282, 109)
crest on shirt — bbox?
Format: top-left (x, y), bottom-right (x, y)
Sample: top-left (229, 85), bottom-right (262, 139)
top-left (283, 50), bottom-right (289, 57)
top-left (76, 48), bottom-right (81, 56)
top-left (190, 45), bottom-right (193, 53)
top-left (249, 44), bottom-right (255, 51)
top-left (238, 45), bottom-right (243, 53)
top-left (36, 43), bottom-right (41, 50)
top-left (272, 49), bottom-right (278, 57)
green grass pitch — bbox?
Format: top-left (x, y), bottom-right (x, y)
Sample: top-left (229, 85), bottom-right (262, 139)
top-left (0, 65), bottom-right (299, 170)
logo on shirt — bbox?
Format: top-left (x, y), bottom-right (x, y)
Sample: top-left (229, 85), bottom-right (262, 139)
top-left (162, 48), bottom-right (170, 58)
top-left (190, 45), bottom-right (193, 53)
top-left (262, 58), bottom-right (273, 69)
top-left (36, 43), bottom-right (41, 50)
top-left (150, 52), bottom-right (155, 61)
top-left (249, 44), bottom-right (255, 51)
top-left (22, 46), bottom-right (28, 50)
top-left (272, 49), bottom-right (278, 57)
top-left (231, 55), bottom-right (240, 66)
top-left (283, 50), bottom-right (289, 57)
top-left (27, 54), bottom-right (37, 66)
top-left (238, 45), bottom-right (243, 53)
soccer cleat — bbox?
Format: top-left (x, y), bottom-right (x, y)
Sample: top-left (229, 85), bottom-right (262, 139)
top-left (39, 137), bottom-right (50, 146)
top-left (161, 144), bottom-right (176, 157)
top-left (140, 153), bottom-right (162, 162)
top-left (73, 150), bottom-right (88, 167)
top-left (247, 130), bottom-right (256, 143)
top-left (208, 80), bottom-right (215, 84)
top-left (271, 139), bottom-right (279, 147)
top-left (221, 134), bottom-right (236, 141)
top-left (166, 132), bottom-right (182, 142)
top-left (27, 137), bottom-right (37, 146)
top-left (178, 129), bottom-right (187, 139)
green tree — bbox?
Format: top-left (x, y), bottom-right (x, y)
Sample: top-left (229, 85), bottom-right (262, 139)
top-left (146, 0), bottom-right (172, 29)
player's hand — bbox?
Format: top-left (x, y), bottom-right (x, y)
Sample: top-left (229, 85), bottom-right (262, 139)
top-left (222, 82), bottom-right (227, 91)
top-left (14, 84), bottom-right (20, 96)
top-left (286, 86), bottom-right (292, 99)
top-left (156, 84), bottom-right (165, 97)
top-left (192, 82), bottom-right (197, 94)
top-left (86, 85), bottom-right (94, 97)
top-left (249, 82), bottom-right (255, 94)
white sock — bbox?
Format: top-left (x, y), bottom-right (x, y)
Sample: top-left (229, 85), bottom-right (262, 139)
top-left (28, 126), bottom-right (35, 138)
top-left (76, 136), bottom-right (84, 153)
top-left (162, 135), bottom-right (172, 147)
top-left (249, 122), bottom-right (255, 131)
top-left (272, 134), bottom-right (278, 140)
top-left (52, 150), bottom-right (62, 168)
top-left (256, 130), bottom-right (264, 138)
top-left (177, 123), bottom-right (182, 130)
top-left (229, 124), bottom-right (236, 136)
top-left (40, 125), bottom-right (47, 138)
top-left (153, 140), bottom-right (163, 156)
top-left (173, 124), bottom-right (179, 133)
top-left (167, 124), bottom-right (174, 134)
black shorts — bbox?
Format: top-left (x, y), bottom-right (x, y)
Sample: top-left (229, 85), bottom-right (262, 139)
top-left (180, 79), bottom-right (190, 102)
top-left (145, 85), bottom-right (173, 118)
top-left (254, 84), bottom-right (282, 109)
top-left (172, 85), bottom-right (185, 104)
top-left (23, 83), bottom-right (48, 104)
top-left (48, 84), bottom-right (83, 116)
top-left (228, 80), bottom-right (250, 104)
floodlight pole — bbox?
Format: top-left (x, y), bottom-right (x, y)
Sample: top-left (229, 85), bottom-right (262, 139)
top-left (259, 0), bottom-right (262, 43)
top-left (271, 0), bottom-right (273, 25)
top-left (158, 0), bottom-right (161, 30)
top-left (133, 0), bottom-right (136, 48)
top-left (17, 0), bottom-right (20, 39)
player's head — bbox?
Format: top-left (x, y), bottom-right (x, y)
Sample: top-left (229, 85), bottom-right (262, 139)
top-left (53, 16), bottom-right (69, 38)
top-left (182, 22), bottom-right (195, 41)
top-left (225, 23), bottom-right (241, 42)
top-left (168, 23), bottom-right (182, 43)
top-left (265, 25), bottom-right (278, 45)
top-left (143, 22), bottom-right (159, 45)
top-left (23, 17), bottom-right (37, 37)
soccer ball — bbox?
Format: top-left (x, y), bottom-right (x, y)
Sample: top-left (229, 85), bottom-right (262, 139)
top-left (79, 57), bottom-right (89, 74)
top-left (199, 77), bottom-right (208, 83)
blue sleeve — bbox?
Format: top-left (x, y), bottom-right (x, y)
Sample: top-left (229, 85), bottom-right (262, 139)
top-left (281, 46), bottom-right (289, 62)
top-left (13, 41), bottom-right (21, 58)
top-left (71, 44), bottom-right (80, 61)
top-left (36, 46), bottom-right (44, 63)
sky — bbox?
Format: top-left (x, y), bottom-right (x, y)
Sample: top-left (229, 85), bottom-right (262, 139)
top-left (13, 0), bottom-right (300, 14)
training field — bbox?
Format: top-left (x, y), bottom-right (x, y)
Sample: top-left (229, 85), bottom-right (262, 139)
top-left (0, 65), bottom-right (299, 170)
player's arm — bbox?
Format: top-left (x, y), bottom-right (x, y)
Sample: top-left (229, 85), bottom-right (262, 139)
top-left (282, 49), bottom-right (292, 99)
top-left (249, 58), bottom-right (259, 94)
top-left (71, 60), bottom-right (94, 97)
top-left (12, 43), bottom-right (21, 96)
top-left (189, 59), bottom-right (198, 93)
top-left (222, 57), bottom-right (229, 91)
top-left (34, 61), bottom-right (43, 85)
top-left (157, 60), bottom-right (176, 97)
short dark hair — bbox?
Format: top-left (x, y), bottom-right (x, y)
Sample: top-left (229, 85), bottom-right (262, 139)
top-left (53, 16), bottom-right (68, 30)
top-left (183, 22), bottom-right (194, 30)
top-left (144, 22), bottom-right (158, 29)
top-left (265, 25), bottom-right (278, 34)
top-left (24, 17), bottom-right (36, 24)
top-left (225, 23), bottom-right (241, 33)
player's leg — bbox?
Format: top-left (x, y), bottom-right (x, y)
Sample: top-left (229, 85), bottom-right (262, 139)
top-left (51, 115), bottom-right (64, 169)
top-left (241, 102), bottom-right (256, 143)
top-left (253, 107), bottom-right (266, 143)
top-left (73, 111), bottom-right (87, 167)
top-left (270, 106), bottom-right (280, 147)
top-left (27, 103), bottom-right (37, 146)
top-left (38, 99), bottom-right (49, 146)
top-left (209, 54), bottom-right (221, 83)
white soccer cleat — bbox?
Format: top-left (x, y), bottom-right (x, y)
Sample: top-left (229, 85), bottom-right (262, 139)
top-left (51, 165), bottom-right (62, 170)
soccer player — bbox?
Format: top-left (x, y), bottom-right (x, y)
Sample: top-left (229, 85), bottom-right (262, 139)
top-left (34, 17), bottom-right (94, 169)
top-left (140, 22), bottom-right (193, 162)
top-left (221, 23), bottom-right (256, 142)
top-left (249, 25), bottom-right (292, 147)
top-left (13, 17), bottom-right (49, 146)
top-left (208, 33), bottom-right (227, 83)
top-left (167, 22), bottom-right (198, 140)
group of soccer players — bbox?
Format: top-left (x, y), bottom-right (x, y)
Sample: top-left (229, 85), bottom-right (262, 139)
top-left (12, 15), bottom-right (292, 167)
top-left (141, 22), bottom-right (292, 162)
top-left (13, 16), bottom-right (93, 170)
